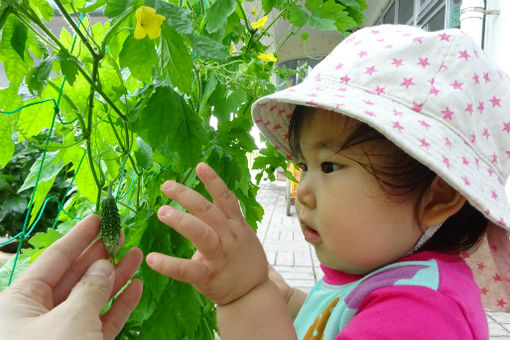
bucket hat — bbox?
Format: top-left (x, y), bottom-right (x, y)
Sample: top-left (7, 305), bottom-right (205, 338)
top-left (252, 24), bottom-right (510, 311)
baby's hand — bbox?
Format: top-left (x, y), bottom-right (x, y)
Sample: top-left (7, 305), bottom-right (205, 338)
top-left (146, 162), bottom-right (269, 306)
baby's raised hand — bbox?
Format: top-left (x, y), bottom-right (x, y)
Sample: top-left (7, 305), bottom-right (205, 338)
top-left (146, 162), bottom-right (269, 306)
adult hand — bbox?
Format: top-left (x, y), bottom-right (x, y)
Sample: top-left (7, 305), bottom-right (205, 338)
top-left (0, 214), bottom-right (143, 340)
top-left (146, 162), bottom-right (269, 306)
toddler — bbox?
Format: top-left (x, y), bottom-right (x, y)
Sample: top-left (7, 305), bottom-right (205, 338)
top-left (146, 25), bottom-right (510, 339)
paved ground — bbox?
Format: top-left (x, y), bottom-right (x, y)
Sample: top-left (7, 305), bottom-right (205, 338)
top-left (256, 179), bottom-right (510, 339)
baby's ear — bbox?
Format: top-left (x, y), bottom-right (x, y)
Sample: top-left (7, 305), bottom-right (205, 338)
top-left (417, 176), bottom-right (466, 231)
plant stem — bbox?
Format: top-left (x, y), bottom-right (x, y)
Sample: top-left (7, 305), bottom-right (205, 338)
top-left (0, 5), bottom-right (12, 31)
top-left (86, 59), bottom-right (104, 211)
top-left (53, 0), bottom-right (98, 58)
top-left (236, 0), bottom-right (252, 33)
top-left (14, 11), bottom-right (59, 50)
top-left (99, 7), bottom-right (134, 58)
top-left (106, 113), bottom-right (141, 176)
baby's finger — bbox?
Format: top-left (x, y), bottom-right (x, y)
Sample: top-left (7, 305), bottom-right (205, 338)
top-left (161, 180), bottom-right (226, 231)
top-left (146, 252), bottom-right (208, 285)
top-left (196, 162), bottom-right (243, 220)
top-left (158, 205), bottom-right (222, 259)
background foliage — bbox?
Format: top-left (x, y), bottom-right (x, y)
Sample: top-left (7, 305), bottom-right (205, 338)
top-left (0, 0), bottom-right (366, 338)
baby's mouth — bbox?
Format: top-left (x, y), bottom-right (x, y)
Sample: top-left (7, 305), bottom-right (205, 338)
top-left (300, 220), bottom-right (321, 244)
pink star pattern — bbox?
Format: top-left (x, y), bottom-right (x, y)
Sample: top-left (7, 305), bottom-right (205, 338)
top-left (465, 103), bottom-right (473, 115)
top-left (450, 80), bottom-right (463, 90)
top-left (503, 122), bottom-right (510, 134)
top-left (365, 66), bottom-right (377, 75)
top-left (489, 96), bottom-right (501, 107)
top-left (375, 86), bottom-right (385, 95)
top-left (429, 87), bottom-right (440, 96)
top-left (439, 32), bottom-right (451, 41)
top-left (443, 156), bottom-right (450, 168)
top-left (418, 57), bottom-right (430, 68)
top-left (484, 72), bottom-right (491, 83)
top-left (441, 106), bottom-right (454, 120)
top-left (392, 121), bottom-right (404, 132)
top-left (478, 101), bottom-right (485, 114)
top-left (392, 58), bottom-right (403, 67)
top-left (412, 102), bottom-right (423, 112)
top-left (401, 77), bottom-right (415, 89)
top-left (419, 138), bottom-right (430, 148)
top-left (419, 120), bottom-right (430, 129)
top-left (358, 50), bottom-right (368, 58)
top-left (340, 75), bottom-right (350, 84)
top-left (483, 128), bottom-right (490, 139)
top-left (459, 50), bottom-right (471, 61)
top-left (473, 73), bottom-right (480, 84)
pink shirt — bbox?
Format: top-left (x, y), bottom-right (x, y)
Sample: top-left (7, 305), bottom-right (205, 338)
top-left (295, 251), bottom-right (488, 339)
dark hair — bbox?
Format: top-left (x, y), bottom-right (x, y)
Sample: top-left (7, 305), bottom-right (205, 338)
top-left (289, 105), bottom-right (487, 254)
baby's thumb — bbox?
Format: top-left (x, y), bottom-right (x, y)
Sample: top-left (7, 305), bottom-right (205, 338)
top-left (64, 259), bottom-right (115, 314)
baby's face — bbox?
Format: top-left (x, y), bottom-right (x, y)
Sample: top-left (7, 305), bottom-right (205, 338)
top-left (294, 108), bottom-right (423, 274)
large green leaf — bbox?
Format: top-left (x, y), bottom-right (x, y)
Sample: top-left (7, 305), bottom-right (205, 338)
top-left (145, 0), bottom-right (193, 34)
top-left (16, 99), bottom-right (54, 141)
top-left (104, 0), bottom-right (133, 18)
top-left (18, 151), bottom-right (64, 192)
top-left (160, 25), bottom-right (192, 94)
top-left (204, 0), bottom-right (236, 34)
top-left (26, 55), bottom-right (56, 95)
top-left (119, 34), bottom-right (157, 83)
top-left (189, 33), bottom-right (227, 61)
top-left (132, 85), bottom-right (206, 168)
top-left (57, 49), bottom-right (78, 85)
top-left (0, 114), bottom-right (15, 168)
top-left (10, 18), bottom-right (27, 61)
top-left (29, 0), bottom-right (54, 22)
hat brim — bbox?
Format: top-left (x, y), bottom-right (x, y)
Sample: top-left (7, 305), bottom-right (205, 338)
top-left (252, 80), bottom-right (510, 230)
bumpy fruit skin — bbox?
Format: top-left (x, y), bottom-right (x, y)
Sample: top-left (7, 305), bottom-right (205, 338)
top-left (101, 192), bottom-right (121, 260)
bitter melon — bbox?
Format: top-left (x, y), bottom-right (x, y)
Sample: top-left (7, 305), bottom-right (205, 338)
top-left (100, 185), bottom-right (121, 263)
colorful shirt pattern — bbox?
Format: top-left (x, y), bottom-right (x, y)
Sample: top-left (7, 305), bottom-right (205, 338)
top-left (294, 251), bottom-right (488, 339)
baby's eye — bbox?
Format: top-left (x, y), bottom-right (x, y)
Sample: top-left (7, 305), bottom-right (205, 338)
top-left (297, 162), bottom-right (308, 172)
top-left (321, 162), bottom-right (341, 173)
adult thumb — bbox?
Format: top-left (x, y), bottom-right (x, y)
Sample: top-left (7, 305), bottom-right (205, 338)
top-left (64, 259), bottom-right (115, 314)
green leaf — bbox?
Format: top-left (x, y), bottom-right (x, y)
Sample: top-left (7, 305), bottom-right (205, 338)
top-left (28, 224), bottom-right (62, 248)
top-left (145, 0), bottom-right (193, 34)
top-left (0, 114), bottom-right (15, 168)
top-left (104, 0), bottom-right (133, 18)
top-left (160, 25), bottom-right (193, 94)
top-left (210, 88), bottom-right (247, 124)
top-left (262, 0), bottom-right (276, 14)
top-left (198, 72), bottom-right (218, 113)
top-left (287, 5), bottom-right (309, 27)
top-left (57, 49), bottom-right (78, 85)
top-left (119, 35), bottom-right (157, 83)
top-left (18, 151), bottom-right (64, 192)
top-left (30, 0), bottom-right (54, 22)
top-left (134, 137), bottom-right (153, 170)
top-left (27, 55), bottom-right (56, 95)
top-left (10, 18), bottom-right (27, 61)
top-left (17, 98), bottom-right (54, 141)
top-left (308, 16), bottom-right (337, 31)
top-left (189, 33), bottom-right (227, 61)
top-left (204, 0), bottom-right (236, 34)
top-left (132, 86), bottom-right (206, 168)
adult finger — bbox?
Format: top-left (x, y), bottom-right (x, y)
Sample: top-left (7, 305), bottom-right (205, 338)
top-left (195, 162), bottom-right (243, 220)
top-left (111, 247), bottom-right (143, 295)
top-left (62, 259), bottom-right (115, 315)
top-left (101, 279), bottom-right (143, 340)
top-left (19, 214), bottom-right (101, 287)
top-left (146, 252), bottom-right (208, 285)
top-left (157, 205), bottom-right (222, 259)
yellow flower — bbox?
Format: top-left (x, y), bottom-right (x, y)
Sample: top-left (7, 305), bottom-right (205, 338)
top-left (251, 16), bottom-right (268, 30)
top-left (134, 6), bottom-right (166, 40)
top-left (229, 43), bottom-right (235, 54)
top-left (257, 52), bottom-right (277, 63)
top-left (251, 9), bottom-right (257, 15)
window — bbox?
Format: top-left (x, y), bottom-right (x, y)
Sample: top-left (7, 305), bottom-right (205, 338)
top-left (398, 0), bottom-right (415, 24)
top-left (376, 0), bottom-right (454, 31)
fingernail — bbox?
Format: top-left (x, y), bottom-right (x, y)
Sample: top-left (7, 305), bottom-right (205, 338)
top-left (85, 259), bottom-right (114, 279)
top-left (158, 205), bottom-right (171, 218)
top-left (162, 180), bottom-right (174, 191)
